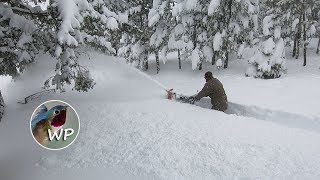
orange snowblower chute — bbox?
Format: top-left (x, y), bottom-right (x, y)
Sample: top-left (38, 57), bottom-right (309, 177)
top-left (166, 89), bottom-right (174, 100)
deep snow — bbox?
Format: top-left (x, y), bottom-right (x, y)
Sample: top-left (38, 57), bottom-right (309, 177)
top-left (0, 46), bottom-right (320, 179)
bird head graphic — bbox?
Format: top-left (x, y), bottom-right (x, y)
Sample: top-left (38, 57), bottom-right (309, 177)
top-left (47, 105), bottom-right (68, 127)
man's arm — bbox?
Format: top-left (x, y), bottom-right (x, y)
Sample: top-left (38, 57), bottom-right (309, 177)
top-left (195, 83), bottom-right (211, 101)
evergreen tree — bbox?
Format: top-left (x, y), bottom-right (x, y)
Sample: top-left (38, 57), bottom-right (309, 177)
top-left (0, 0), bottom-right (40, 77)
top-left (207, 0), bottom-right (260, 69)
top-left (118, 0), bottom-right (153, 71)
top-left (148, 0), bottom-right (174, 73)
top-left (1, 0), bottom-right (122, 92)
top-left (168, 0), bottom-right (205, 70)
top-left (278, 0), bottom-right (318, 65)
top-left (246, 12), bottom-right (287, 79)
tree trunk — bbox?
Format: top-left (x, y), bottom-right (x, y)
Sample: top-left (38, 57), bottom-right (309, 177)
top-left (296, 38), bottom-right (300, 59)
top-left (198, 60), bottom-right (202, 70)
top-left (212, 51), bottom-right (215, 65)
top-left (142, 52), bottom-right (148, 71)
top-left (303, 12), bottom-right (307, 66)
top-left (155, 51), bottom-right (160, 74)
top-left (224, 51), bottom-right (229, 69)
top-left (292, 34), bottom-right (298, 57)
top-left (224, 0), bottom-right (232, 69)
top-left (178, 49), bottom-right (181, 69)
top-left (317, 38), bottom-right (320, 54)
top-left (296, 12), bottom-right (303, 59)
top-left (192, 16), bottom-right (197, 49)
top-left (145, 55), bottom-right (148, 70)
top-left (0, 90), bottom-right (4, 122)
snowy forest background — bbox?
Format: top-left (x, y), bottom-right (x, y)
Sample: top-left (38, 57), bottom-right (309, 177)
top-left (0, 0), bottom-right (320, 92)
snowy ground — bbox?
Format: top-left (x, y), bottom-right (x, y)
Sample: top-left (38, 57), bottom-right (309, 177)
top-left (0, 45), bottom-right (320, 179)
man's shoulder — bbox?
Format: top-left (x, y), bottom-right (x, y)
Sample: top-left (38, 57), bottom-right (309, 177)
top-left (207, 78), bottom-right (222, 86)
top-left (207, 78), bottom-right (216, 83)
top-left (204, 79), bottom-right (215, 87)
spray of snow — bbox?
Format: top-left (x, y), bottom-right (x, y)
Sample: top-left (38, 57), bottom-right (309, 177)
top-left (124, 62), bottom-right (168, 90)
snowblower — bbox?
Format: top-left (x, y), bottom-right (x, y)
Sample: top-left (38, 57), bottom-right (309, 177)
top-left (166, 89), bottom-right (195, 104)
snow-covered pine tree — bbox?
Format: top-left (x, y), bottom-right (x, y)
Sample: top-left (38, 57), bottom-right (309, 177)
top-left (148, 0), bottom-right (174, 73)
top-left (310, 0), bottom-right (320, 54)
top-left (233, 0), bottom-right (260, 58)
top-left (82, 0), bottom-right (128, 54)
top-left (207, 0), bottom-right (259, 69)
top-left (168, 0), bottom-right (204, 70)
top-left (193, 0), bottom-right (213, 70)
top-left (208, 0), bottom-right (233, 69)
top-left (246, 12), bottom-right (287, 79)
top-left (278, 0), bottom-right (318, 65)
top-left (301, 0), bottom-right (319, 66)
top-left (167, 6), bottom-right (192, 70)
top-left (0, 1), bottom-right (40, 77)
top-left (1, 0), bottom-right (122, 92)
top-left (118, 0), bottom-right (153, 71)
top-left (41, 0), bottom-right (98, 92)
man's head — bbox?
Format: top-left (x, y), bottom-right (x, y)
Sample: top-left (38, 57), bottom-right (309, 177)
top-left (204, 71), bottom-right (213, 82)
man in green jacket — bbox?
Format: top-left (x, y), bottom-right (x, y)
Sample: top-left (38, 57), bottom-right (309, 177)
top-left (188, 71), bottom-right (228, 112)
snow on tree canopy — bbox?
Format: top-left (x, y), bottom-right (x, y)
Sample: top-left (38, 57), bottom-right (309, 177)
top-left (160, 46), bottom-right (168, 64)
top-left (247, 38), bottom-right (286, 79)
top-left (172, 2), bottom-right (183, 16)
top-left (107, 17), bottom-right (118, 30)
top-left (237, 43), bottom-right (246, 59)
top-left (17, 33), bottom-right (33, 48)
top-left (150, 28), bottom-right (167, 47)
top-left (263, 15), bottom-right (273, 36)
top-left (131, 42), bottom-right (144, 59)
top-left (208, 0), bottom-right (220, 15)
top-left (9, 14), bottom-right (37, 34)
top-left (191, 47), bottom-right (201, 70)
top-left (55, 0), bottom-right (82, 50)
top-left (239, 14), bottom-right (249, 29)
top-left (213, 31), bottom-right (223, 51)
top-left (309, 25), bottom-right (316, 36)
top-left (185, 0), bottom-right (198, 11)
top-left (274, 26), bottom-right (281, 40)
top-left (148, 10), bottom-right (160, 27)
top-left (216, 58), bottom-right (222, 67)
top-left (202, 46), bottom-right (213, 62)
top-left (262, 38), bottom-right (275, 55)
top-left (292, 18), bottom-right (299, 31)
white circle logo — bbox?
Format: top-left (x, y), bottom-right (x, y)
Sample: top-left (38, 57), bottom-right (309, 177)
top-left (30, 100), bottom-right (80, 150)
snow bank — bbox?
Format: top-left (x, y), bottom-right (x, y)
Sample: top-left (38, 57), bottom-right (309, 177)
top-left (1, 51), bottom-right (320, 179)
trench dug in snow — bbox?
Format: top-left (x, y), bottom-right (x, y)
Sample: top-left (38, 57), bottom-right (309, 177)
top-left (194, 97), bottom-right (320, 133)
